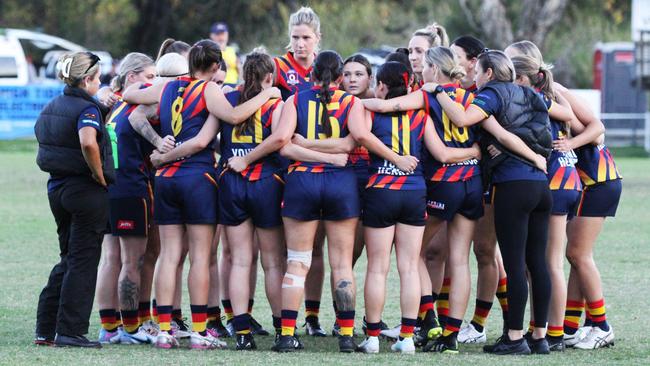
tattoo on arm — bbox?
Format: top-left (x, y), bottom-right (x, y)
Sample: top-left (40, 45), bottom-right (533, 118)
top-left (392, 103), bottom-right (401, 112)
top-left (119, 275), bottom-right (139, 311)
top-left (334, 279), bottom-right (355, 311)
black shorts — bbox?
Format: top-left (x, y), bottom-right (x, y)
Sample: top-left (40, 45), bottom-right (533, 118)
top-left (109, 197), bottom-right (150, 236)
top-left (551, 189), bottom-right (581, 215)
top-left (426, 175), bottom-right (484, 221)
top-left (362, 188), bottom-right (426, 228)
top-left (219, 172), bottom-right (284, 228)
top-left (574, 179), bottom-right (622, 217)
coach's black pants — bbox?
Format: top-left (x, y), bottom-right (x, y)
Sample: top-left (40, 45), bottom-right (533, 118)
top-left (35, 176), bottom-right (108, 337)
top-left (493, 180), bottom-right (552, 331)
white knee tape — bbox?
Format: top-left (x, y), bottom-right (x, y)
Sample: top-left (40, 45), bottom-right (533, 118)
top-left (282, 273), bottom-right (305, 288)
top-left (287, 249), bottom-right (312, 268)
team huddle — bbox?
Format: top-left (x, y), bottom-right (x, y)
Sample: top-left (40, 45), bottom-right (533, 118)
top-left (38, 6), bottom-right (621, 356)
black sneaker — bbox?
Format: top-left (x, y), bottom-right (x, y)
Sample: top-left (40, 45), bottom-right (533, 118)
top-left (235, 333), bottom-right (257, 350)
top-left (250, 316), bottom-right (270, 336)
top-left (338, 335), bottom-right (356, 353)
top-left (485, 334), bottom-right (531, 355)
top-left (272, 335), bottom-right (301, 352)
top-left (547, 336), bottom-right (565, 352)
top-left (423, 333), bottom-right (459, 353)
top-left (207, 318), bottom-right (230, 338)
top-left (361, 317), bottom-right (390, 335)
top-left (415, 310), bottom-right (442, 347)
top-left (528, 337), bottom-right (550, 354)
top-left (54, 334), bottom-right (102, 348)
top-left (304, 316), bottom-right (327, 337)
top-left (483, 333), bottom-right (504, 353)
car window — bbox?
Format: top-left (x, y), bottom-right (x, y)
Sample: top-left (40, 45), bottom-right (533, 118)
top-left (0, 57), bottom-right (18, 78)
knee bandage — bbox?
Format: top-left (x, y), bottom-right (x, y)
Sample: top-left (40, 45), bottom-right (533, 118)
top-left (286, 249), bottom-right (313, 268)
top-left (282, 273), bottom-right (306, 288)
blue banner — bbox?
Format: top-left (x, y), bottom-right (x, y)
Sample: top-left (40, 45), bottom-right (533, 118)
top-left (0, 85), bottom-right (64, 139)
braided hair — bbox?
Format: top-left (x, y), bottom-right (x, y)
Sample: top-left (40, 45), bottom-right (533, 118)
top-left (235, 50), bottom-right (275, 137)
top-left (312, 50), bottom-right (343, 138)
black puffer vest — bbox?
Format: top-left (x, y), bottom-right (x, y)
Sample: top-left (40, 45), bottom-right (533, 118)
top-left (34, 86), bottom-right (115, 184)
top-left (479, 81), bottom-right (552, 186)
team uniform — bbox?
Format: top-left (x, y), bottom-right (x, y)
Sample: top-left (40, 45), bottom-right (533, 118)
top-left (541, 96), bottom-right (583, 215)
top-left (155, 77), bottom-right (218, 225)
top-left (274, 52), bottom-right (314, 101)
top-left (422, 84), bottom-right (483, 221)
top-left (218, 90), bottom-right (284, 228)
top-left (281, 87), bottom-right (359, 221)
top-left (574, 144), bottom-right (622, 217)
top-left (363, 109), bottom-right (427, 228)
top-left (349, 146), bottom-right (370, 199)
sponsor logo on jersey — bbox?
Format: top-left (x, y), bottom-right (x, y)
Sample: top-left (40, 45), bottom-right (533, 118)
top-left (117, 220), bottom-right (135, 230)
top-left (427, 200), bottom-right (445, 210)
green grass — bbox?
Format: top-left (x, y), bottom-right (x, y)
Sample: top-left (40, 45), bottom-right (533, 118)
top-left (1, 141), bottom-right (649, 365)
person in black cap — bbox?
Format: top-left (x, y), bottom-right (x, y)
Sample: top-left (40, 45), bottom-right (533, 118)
top-left (210, 22), bottom-right (241, 87)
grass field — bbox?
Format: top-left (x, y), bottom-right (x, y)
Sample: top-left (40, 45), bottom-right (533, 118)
top-left (0, 141), bottom-right (649, 365)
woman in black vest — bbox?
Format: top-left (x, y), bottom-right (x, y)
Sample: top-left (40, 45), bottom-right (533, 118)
top-left (424, 50), bottom-right (554, 355)
top-left (34, 51), bottom-right (113, 348)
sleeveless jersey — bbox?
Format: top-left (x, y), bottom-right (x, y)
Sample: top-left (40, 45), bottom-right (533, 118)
top-left (423, 83), bottom-right (480, 182)
top-left (157, 77), bottom-right (214, 176)
top-left (366, 109), bottom-right (426, 190)
top-left (274, 52), bottom-right (313, 100)
top-left (575, 144), bottom-right (622, 186)
top-left (547, 119), bottom-right (581, 190)
top-left (219, 90), bottom-right (282, 181)
top-left (289, 87), bottom-right (355, 173)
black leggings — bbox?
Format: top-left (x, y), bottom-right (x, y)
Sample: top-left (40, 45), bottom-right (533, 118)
top-left (493, 180), bottom-right (552, 331)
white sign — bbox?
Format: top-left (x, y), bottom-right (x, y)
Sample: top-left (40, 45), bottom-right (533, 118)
top-left (633, 0), bottom-right (650, 41)
top-left (569, 89), bottom-right (602, 119)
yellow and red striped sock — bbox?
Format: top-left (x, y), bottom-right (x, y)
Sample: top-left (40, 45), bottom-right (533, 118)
top-left (496, 277), bottom-right (508, 321)
top-left (281, 310), bottom-right (298, 336)
top-left (399, 318), bottom-right (417, 339)
top-left (157, 305), bottom-right (172, 332)
top-left (587, 298), bottom-right (609, 331)
top-left (563, 299), bottom-right (584, 335)
top-left (152, 299), bottom-right (159, 323)
top-left (366, 320), bottom-right (382, 337)
top-left (121, 309), bottom-right (140, 333)
top-left (222, 299), bottom-right (234, 322)
top-left (337, 310), bottom-right (355, 337)
top-left (437, 278), bottom-right (451, 326)
top-left (442, 317), bottom-right (462, 337)
top-left (305, 300), bottom-right (320, 319)
top-left (138, 301), bottom-right (151, 324)
top-left (470, 299), bottom-right (492, 333)
top-left (190, 304), bottom-right (207, 333)
top-left (233, 313), bottom-right (251, 335)
top-left (99, 309), bottom-right (118, 331)
top-left (207, 306), bottom-right (221, 322)
top-left (548, 325), bottom-right (564, 338)
top-left (418, 295), bottom-right (434, 320)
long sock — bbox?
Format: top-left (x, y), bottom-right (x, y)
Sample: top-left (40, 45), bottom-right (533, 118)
top-left (190, 304), bottom-right (208, 333)
top-left (431, 292), bottom-right (439, 318)
top-left (470, 299), bottom-right (492, 333)
top-left (584, 311), bottom-right (594, 327)
top-left (366, 321), bottom-right (381, 337)
top-left (587, 299), bottom-right (609, 331)
top-left (548, 325), bottom-right (564, 339)
top-left (418, 295), bottom-right (434, 321)
top-left (152, 299), bottom-right (158, 323)
top-left (138, 301), bottom-right (151, 324)
top-left (281, 310), bottom-right (298, 336)
top-left (233, 313), bottom-right (251, 335)
top-left (99, 309), bottom-right (118, 332)
top-left (172, 308), bottom-right (183, 320)
top-left (399, 318), bottom-right (417, 339)
top-left (337, 310), bottom-right (355, 337)
top-left (305, 300), bottom-right (320, 319)
top-left (121, 309), bottom-right (140, 334)
top-left (273, 316), bottom-right (281, 334)
top-left (157, 305), bottom-right (173, 332)
top-left (564, 300), bottom-right (584, 335)
top-left (222, 299), bottom-right (234, 322)
top-left (207, 306), bottom-right (221, 323)
top-left (496, 277), bottom-right (509, 322)
top-left (442, 317), bottom-right (462, 337)
top-left (248, 299), bottom-right (254, 314)
top-left (437, 278), bottom-right (451, 326)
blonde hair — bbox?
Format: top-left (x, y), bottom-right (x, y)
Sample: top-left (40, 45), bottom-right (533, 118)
top-left (412, 23), bottom-right (449, 47)
top-left (286, 6), bottom-right (321, 49)
top-left (511, 55), bottom-right (555, 99)
top-left (477, 50), bottom-right (515, 83)
top-left (57, 52), bottom-right (100, 87)
top-left (156, 53), bottom-right (189, 78)
top-left (425, 47), bottom-right (466, 81)
top-left (110, 52), bottom-right (154, 92)
top-left (506, 40), bottom-right (554, 70)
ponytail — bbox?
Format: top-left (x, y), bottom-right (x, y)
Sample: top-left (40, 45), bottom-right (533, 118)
top-left (312, 51), bottom-right (343, 138)
top-left (511, 55), bottom-right (555, 100)
top-left (156, 38), bottom-right (191, 61)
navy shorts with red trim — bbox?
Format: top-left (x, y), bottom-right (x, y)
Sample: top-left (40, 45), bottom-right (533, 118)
top-left (219, 171), bottom-right (284, 228)
top-left (109, 196), bottom-right (150, 236)
top-left (550, 189), bottom-right (581, 216)
top-left (282, 168), bottom-right (360, 221)
top-left (426, 175), bottom-right (484, 221)
top-left (574, 179), bottom-right (622, 217)
top-left (362, 188), bottom-right (426, 228)
top-left (154, 172), bottom-right (218, 225)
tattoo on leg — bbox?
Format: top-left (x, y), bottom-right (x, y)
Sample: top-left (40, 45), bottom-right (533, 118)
top-left (334, 279), bottom-right (355, 311)
top-left (119, 275), bottom-right (139, 310)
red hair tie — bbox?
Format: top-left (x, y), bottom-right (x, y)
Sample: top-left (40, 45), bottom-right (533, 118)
top-left (402, 72), bottom-right (409, 88)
